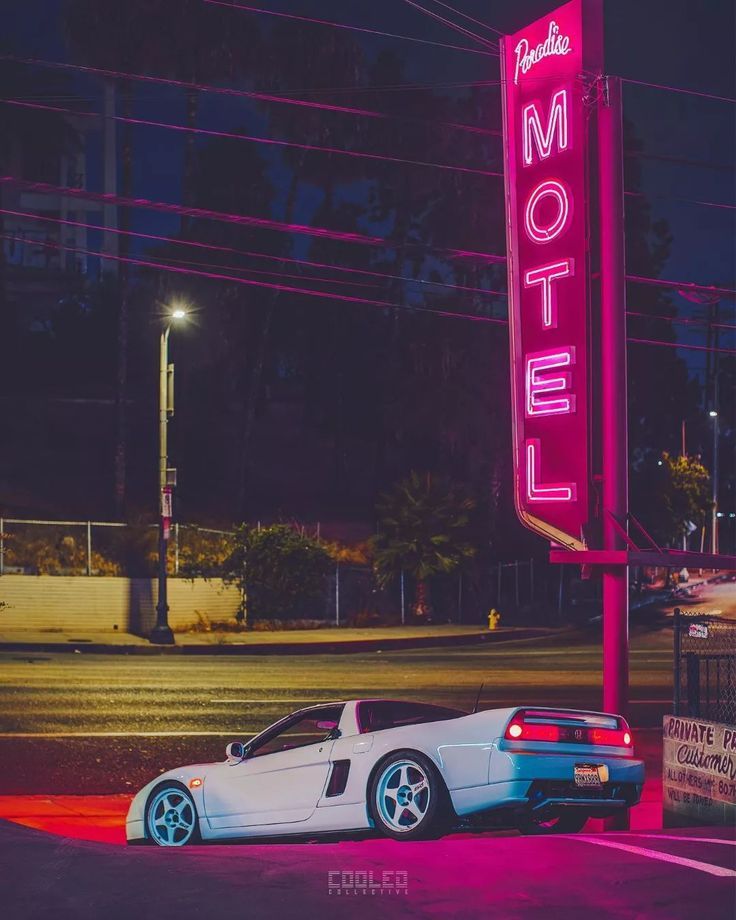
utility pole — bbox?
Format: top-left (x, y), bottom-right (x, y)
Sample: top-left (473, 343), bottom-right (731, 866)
top-left (598, 76), bottom-right (630, 834)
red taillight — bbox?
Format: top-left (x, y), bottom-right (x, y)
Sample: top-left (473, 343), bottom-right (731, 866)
top-left (504, 720), bottom-right (559, 742)
top-left (504, 712), bottom-right (634, 748)
top-left (590, 727), bottom-right (630, 746)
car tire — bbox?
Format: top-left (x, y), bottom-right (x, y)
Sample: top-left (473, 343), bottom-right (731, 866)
top-left (146, 783), bottom-right (201, 847)
top-left (516, 808), bottom-right (589, 835)
top-left (369, 750), bottom-right (452, 841)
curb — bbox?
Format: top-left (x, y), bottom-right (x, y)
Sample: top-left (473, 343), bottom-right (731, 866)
top-left (0, 628), bottom-right (553, 656)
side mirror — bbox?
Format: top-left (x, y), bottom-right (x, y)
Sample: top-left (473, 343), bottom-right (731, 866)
top-left (316, 720), bottom-right (338, 732)
top-left (225, 741), bottom-right (245, 762)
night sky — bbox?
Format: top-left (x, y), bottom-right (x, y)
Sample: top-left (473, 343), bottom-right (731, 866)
top-left (8, 0), bottom-right (734, 365)
top-left (2, 0), bottom-right (734, 526)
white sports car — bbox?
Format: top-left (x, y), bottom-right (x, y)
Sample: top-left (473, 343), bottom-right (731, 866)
top-left (126, 699), bottom-right (644, 846)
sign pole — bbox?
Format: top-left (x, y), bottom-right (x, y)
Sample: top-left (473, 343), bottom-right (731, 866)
top-left (598, 75), bottom-right (629, 828)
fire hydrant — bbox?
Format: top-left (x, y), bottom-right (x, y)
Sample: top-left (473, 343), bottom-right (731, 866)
top-left (488, 608), bottom-right (501, 630)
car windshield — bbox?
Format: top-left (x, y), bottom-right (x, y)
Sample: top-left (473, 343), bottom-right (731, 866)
top-left (358, 701), bottom-right (466, 734)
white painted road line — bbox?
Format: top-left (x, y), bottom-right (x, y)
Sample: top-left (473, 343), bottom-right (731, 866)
top-left (615, 834), bottom-right (736, 847)
top-left (574, 836), bottom-right (736, 878)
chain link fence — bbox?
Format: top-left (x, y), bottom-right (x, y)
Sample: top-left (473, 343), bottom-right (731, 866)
top-left (0, 518), bottom-right (233, 578)
top-left (674, 607), bottom-right (736, 725)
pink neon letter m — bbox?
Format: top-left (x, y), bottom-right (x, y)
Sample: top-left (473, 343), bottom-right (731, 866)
top-left (522, 89), bottom-right (569, 166)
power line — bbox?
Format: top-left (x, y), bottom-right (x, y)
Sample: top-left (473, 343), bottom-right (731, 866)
top-left (626, 275), bottom-right (736, 300)
top-left (1, 98), bottom-right (503, 180)
top-left (625, 149), bottom-right (733, 174)
top-left (0, 208), bottom-right (507, 298)
top-left (0, 233), bottom-right (507, 325)
top-left (0, 176), bottom-right (507, 265)
top-left (7, 207), bottom-right (735, 327)
top-left (9, 232), bottom-right (735, 356)
top-left (0, 54), bottom-right (497, 138)
top-left (621, 77), bottom-right (736, 105)
top-left (627, 311), bottom-right (736, 332)
top-left (628, 338), bottom-right (736, 356)
top-left (3, 177), bottom-right (730, 299)
top-left (625, 189), bottom-right (735, 213)
top-left (424, 0), bottom-right (505, 38)
top-left (10, 96), bottom-right (733, 215)
top-left (399, 0), bottom-right (499, 52)
top-left (201, 0), bottom-right (496, 56)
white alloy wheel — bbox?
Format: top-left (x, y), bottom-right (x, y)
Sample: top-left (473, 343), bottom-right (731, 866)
top-left (375, 758), bottom-right (432, 834)
top-left (146, 786), bottom-right (199, 847)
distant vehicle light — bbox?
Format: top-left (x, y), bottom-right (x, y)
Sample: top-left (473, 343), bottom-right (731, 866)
top-left (623, 731), bottom-right (631, 746)
top-left (189, 778), bottom-right (202, 788)
top-left (508, 722), bottom-right (523, 738)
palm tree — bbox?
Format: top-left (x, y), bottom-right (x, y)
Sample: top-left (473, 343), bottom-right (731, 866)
top-left (372, 472), bottom-right (476, 618)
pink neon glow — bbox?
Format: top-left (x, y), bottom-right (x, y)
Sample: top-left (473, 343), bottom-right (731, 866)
top-left (523, 258), bottom-right (573, 327)
top-left (523, 90), bottom-right (569, 166)
top-left (0, 98), bottom-right (502, 180)
top-left (523, 179), bottom-right (571, 243)
top-left (525, 440), bottom-right (576, 502)
top-left (513, 20), bottom-right (572, 84)
top-left (525, 349), bottom-right (575, 417)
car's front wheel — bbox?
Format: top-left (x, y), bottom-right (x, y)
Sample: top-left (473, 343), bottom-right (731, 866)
top-left (146, 784), bottom-right (200, 847)
top-left (370, 750), bottom-right (451, 841)
top-left (516, 808), bottom-right (589, 835)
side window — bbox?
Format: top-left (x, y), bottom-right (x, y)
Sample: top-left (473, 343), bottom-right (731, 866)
top-left (358, 701), bottom-right (465, 733)
top-left (249, 705), bottom-right (344, 758)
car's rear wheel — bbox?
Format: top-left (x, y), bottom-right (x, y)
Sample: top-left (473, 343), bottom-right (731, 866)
top-left (370, 750), bottom-right (451, 841)
top-left (516, 808), bottom-right (589, 835)
top-left (146, 784), bottom-right (200, 847)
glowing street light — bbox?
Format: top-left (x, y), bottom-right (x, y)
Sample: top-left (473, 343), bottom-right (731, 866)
top-left (150, 306), bottom-right (188, 645)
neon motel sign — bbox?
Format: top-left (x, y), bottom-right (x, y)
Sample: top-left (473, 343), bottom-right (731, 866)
top-left (501, 0), bottom-right (602, 550)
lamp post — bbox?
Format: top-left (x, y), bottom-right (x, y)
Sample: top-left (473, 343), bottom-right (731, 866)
top-left (150, 307), bottom-right (186, 645)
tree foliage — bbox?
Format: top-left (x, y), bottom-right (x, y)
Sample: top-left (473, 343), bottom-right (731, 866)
top-left (224, 524), bottom-right (331, 621)
top-left (632, 451), bottom-right (711, 546)
top-left (372, 472), bottom-right (476, 615)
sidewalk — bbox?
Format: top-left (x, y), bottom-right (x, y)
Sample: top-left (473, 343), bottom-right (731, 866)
top-left (0, 624), bottom-right (561, 655)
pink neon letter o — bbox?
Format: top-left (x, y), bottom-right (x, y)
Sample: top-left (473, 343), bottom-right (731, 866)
top-left (524, 179), bottom-right (571, 243)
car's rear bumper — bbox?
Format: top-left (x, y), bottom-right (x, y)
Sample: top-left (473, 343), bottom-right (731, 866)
top-left (450, 747), bottom-right (645, 817)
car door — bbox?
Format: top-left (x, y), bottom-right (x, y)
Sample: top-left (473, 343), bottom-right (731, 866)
top-left (205, 706), bottom-right (343, 829)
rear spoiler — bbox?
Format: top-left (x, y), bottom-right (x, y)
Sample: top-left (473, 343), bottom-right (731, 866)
top-left (504, 708), bottom-right (632, 748)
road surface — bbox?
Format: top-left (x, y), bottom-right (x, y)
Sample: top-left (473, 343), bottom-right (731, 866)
top-left (0, 817), bottom-right (733, 920)
top-left (0, 626), bottom-right (673, 793)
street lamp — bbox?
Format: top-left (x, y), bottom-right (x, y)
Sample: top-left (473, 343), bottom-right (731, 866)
top-left (150, 306), bottom-right (187, 645)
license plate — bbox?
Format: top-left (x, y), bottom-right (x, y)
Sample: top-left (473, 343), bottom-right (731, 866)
top-left (574, 764), bottom-right (604, 788)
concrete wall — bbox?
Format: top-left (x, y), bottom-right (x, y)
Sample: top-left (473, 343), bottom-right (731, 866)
top-left (0, 575), bottom-right (241, 634)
